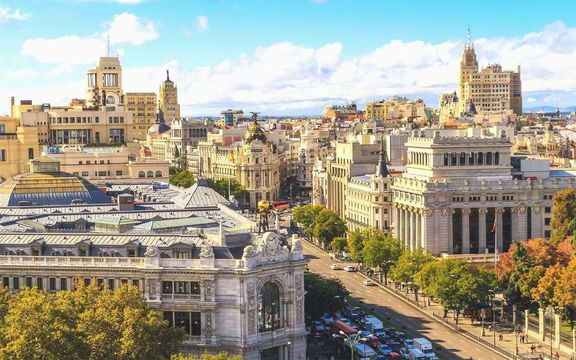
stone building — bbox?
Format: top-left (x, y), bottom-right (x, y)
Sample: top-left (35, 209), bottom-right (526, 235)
top-left (0, 115), bottom-right (40, 181)
top-left (159, 70), bottom-right (181, 124)
top-left (392, 130), bottom-right (575, 255)
top-left (126, 92), bottom-right (157, 141)
top-left (365, 97), bottom-right (427, 126)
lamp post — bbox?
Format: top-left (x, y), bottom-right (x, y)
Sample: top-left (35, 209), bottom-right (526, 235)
top-left (481, 308), bottom-right (487, 337)
top-left (340, 330), bottom-right (362, 360)
top-left (514, 324), bottom-right (520, 356)
top-left (548, 306), bottom-right (554, 360)
top-left (489, 289), bottom-right (496, 347)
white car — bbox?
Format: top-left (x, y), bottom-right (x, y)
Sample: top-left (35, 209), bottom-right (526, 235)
top-left (362, 279), bottom-right (375, 286)
top-left (343, 265), bottom-right (357, 272)
top-left (330, 263), bottom-right (340, 270)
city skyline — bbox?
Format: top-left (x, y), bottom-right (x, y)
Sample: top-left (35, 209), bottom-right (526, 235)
top-left (1, 0), bottom-right (576, 116)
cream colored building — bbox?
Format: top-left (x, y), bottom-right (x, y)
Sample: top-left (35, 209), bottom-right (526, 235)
top-left (197, 118), bottom-right (280, 208)
top-left (459, 39), bottom-right (522, 115)
top-left (344, 141), bottom-right (393, 233)
top-left (159, 70), bottom-right (180, 124)
top-left (0, 116), bottom-right (40, 181)
top-left (126, 92), bottom-right (157, 141)
top-left (365, 97), bottom-right (426, 126)
top-left (44, 145), bottom-right (169, 183)
top-left (391, 130), bottom-right (575, 255)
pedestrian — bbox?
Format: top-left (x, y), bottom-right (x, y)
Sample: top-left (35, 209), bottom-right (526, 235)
top-left (521, 335), bottom-right (524, 343)
top-left (499, 334), bottom-right (503, 341)
top-left (530, 345), bottom-right (535, 354)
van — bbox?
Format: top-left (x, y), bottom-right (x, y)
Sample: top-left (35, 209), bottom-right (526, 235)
top-left (408, 348), bottom-right (427, 360)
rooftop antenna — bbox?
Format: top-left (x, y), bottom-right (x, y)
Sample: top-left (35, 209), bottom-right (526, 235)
top-left (467, 25), bottom-right (473, 48)
top-left (106, 23), bottom-right (111, 57)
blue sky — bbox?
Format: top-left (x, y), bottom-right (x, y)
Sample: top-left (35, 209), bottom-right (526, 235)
top-left (1, 0), bottom-right (576, 115)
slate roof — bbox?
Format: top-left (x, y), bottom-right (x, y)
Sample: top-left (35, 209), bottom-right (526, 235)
top-left (173, 180), bottom-right (231, 209)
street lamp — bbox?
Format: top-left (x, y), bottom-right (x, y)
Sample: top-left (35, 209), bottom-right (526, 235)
top-left (339, 330), bottom-right (362, 360)
top-left (489, 289), bottom-right (496, 347)
top-left (480, 308), bottom-right (487, 337)
top-left (514, 324), bottom-right (520, 356)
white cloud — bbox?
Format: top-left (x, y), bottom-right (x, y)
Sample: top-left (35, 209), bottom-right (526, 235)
top-left (20, 13), bottom-right (157, 67)
top-left (10, 21), bottom-right (576, 116)
top-left (0, 6), bottom-right (29, 22)
top-left (196, 15), bottom-right (208, 32)
top-left (107, 12), bottom-right (158, 45)
top-left (310, 0), bottom-right (326, 4)
top-left (3, 69), bottom-right (39, 79)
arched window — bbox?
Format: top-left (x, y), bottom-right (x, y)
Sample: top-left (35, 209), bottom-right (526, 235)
top-left (138, 171), bottom-right (145, 178)
top-left (146, 171), bottom-right (154, 178)
top-left (155, 170), bottom-right (162, 177)
top-left (258, 282), bottom-right (281, 332)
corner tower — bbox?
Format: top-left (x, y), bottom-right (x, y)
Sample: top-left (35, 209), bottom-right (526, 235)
top-left (159, 70), bottom-right (181, 125)
top-left (459, 27), bottom-right (478, 102)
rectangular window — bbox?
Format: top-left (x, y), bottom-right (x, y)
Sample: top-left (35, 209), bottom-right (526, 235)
top-left (544, 218), bottom-right (551, 226)
top-left (191, 312), bottom-right (201, 336)
top-left (174, 281), bottom-right (190, 294)
top-left (13, 277), bottom-right (19, 290)
top-left (121, 279), bottom-right (128, 285)
top-left (28, 148), bottom-right (34, 160)
top-left (49, 278), bottom-right (56, 291)
top-left (0, 149), bottom-right (6, 162)
top-left (108, 279), bottom-right (115, 290)
top-left (174, 312), bottom-right (191, 335)
top-left (163, 311), bottom-right (174, 327)
top-left (116, 170), bottom-right (123, 176)
top-left (36, 278), bottom-right (43, 290)
top-left (132, 279), bottom-right (139, 288)
top-left (84, 278), bottom-right (91, 286)
top-left (545, 207), bottom-right (551, 213)
top-left (26, 277), bottom-right (33, 288)
top-left (3, 277), bottom-right (8, 289)
top-left (544, 230), bottom-right (551, 238)
top-left (162, 281), bottom-right (173, 294)
top-left (191, 282), bottom-right (200, 295)
top-left (60, 278), bottom-right (68, 291)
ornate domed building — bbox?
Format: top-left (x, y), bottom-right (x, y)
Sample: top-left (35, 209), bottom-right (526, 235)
top-left (244, 116), bottom-right (267, 144)
top-left (0, 157), bottom-right (111, 206)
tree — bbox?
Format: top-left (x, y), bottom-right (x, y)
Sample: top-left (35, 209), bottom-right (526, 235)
top-left (390, 248), bottom-right (436, 285)
top-left (551, 189), bottom-right (576, 244)
top-left (169, 169), bottom-right (195, 188)
top-left (346, 230), bottom-right (367, 261)
top-left (554, 257), bottom-right (576, 329)
top-left (304, 271), bottom-right (349, 319)
top-left (330, 237), bottom-right (348, 253)
top-left (312, 209), bottom-right (347, 246)
top-left (362, 233), bottom-right (403, 284)
top-left (415, 259), bottom-right (496, 324)
top-left (292, 205), bottom-right (324, 234)
top-left (207, 178), bottom-right (248, 202)
top-left (531, 263), bottom-right (561, 307)
top-left (171, 353), bottom-right (243, 360)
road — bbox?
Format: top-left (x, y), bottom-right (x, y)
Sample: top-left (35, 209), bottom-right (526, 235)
top-left (303, 240), bottom-right (507, 360)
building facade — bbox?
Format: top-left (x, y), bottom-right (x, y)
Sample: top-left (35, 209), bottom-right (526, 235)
top-left (365, 97), bottom-right (426, 126)
top-left (159, 70), bottom-right (181, 124)
top-left (392, 130), bottom-right (573, 255)
top-left (0, 116), bottom-right (40, 181)
top-left (126, 92), bottom-right (157, 141)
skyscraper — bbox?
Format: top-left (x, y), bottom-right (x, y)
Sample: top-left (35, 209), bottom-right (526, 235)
top-left (159, 70), bottom-right (181, 125)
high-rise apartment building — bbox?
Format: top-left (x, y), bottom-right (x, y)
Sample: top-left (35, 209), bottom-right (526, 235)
top-left (459, 31), bottom-right (522, 115)
top-left (126, 93), bottom-right (157, 141)
top-left (159, 70), bottom-right (181, 124)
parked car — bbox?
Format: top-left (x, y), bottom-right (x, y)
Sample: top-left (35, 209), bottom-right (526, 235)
top-left (330, 263), bottom-right (340, 270)
top-left (339, 317), bottom-right (352, 327)
top-left (399, 347), bottom-right (410, 359)
top-left (403, 339), bottom-right (414, 349)
top-left (321, 314), bottom-right (334, 325)
top-left (394, 332), bottom-right (407, 343)
top-left (352, 307), bottom-right (365, 317)
top-left (313, 321), bottom-right (326, 332)
top-left (344, 265), bottom-right (357, 272)
top-left (379, 335), bottom-right (393, 344)
top-left (385, 328), bottom-right (398, 337)
top-left (362, 334), bottom-right (382, 347)
top-left (388, 340), bottom-right (403, 353)
top-left (362, 279), bottom-right (375, 286)
top-left (377, 344), bottom-right (393, 356)
top-left (340, 308), bottom-right (352, 318)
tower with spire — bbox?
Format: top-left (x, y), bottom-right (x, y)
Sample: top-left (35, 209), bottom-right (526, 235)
top-left (159, 69), bottom-right (181, 125)
top-left (375, 138), bottom-right (389, 178)
top-left (459, 26), bottom-right (478, 104)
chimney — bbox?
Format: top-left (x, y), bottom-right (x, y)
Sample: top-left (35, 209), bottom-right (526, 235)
top-left (117, 193), bottom-right (135, 211)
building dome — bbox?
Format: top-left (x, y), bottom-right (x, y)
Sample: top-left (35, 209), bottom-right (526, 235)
top-left (0, 159), bottom-right (111, 206)
top-left (148, 101), bottom-right (171, 136)
top-left (244, 117), bottom-right (267, 144)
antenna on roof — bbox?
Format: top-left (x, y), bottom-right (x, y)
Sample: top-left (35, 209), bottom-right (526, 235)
top-left (106, 23), bottom-right (111, 57)
top-left (466, 25), bottom-right (473, 48)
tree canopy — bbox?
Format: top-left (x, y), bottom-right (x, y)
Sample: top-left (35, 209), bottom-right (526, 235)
top-left (0, 284), bottom-right (185, 360)
top-left (169, 168), bottom-right (195, 189)
top-left (292, 205), bottom-right (347, 246)
top-left (361, 230), bottom-right (403, 283)
top-left (389, 247), bottom-right (436, 285)
top-left (550, 189), bottom-right (576, 245)
top-left (207, 178), bottom-right (248, 202)
top-left (171, 353), bottom-right (243, 360)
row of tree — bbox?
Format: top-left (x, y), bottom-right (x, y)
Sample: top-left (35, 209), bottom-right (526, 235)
top-left (304, 271), bottom-right (349, 320)
top-left (292, 205), bottom-right (347, 245)
top-left (168, 167), bottom-right (248, 202)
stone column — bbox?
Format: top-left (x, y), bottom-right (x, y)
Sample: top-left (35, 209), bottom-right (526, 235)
top-left (479, 208), bottom-right (487, 253)
top-left (410, 210), bottom-right (416, 251)
top-left (532, 206), bottom-right (543, 238)
top-left (517, 206), bottom-right (528, 241)
top-left (448, 209), bottom-right (454, 255)
top-left (554, 313), bottom-right (561, 349)
top-left (511, 207), bottom-right (518, 241)
top-left (415, 211), bottom-right (421, 250)
top-left (462, 208), bottom-right (470, 254)
top-left (539, 307), bottom-right (546, 341)
top-left (496, 208), bottom-right (504, 253)
top-left (524, 309), bottom-right (530, 335)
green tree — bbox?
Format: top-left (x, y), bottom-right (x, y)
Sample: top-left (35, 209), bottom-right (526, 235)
top-left (330, 237), bottom-right (348, 253)
top-left (362, 232), bottom-right (403, 284)
top-left (292, 205), bottom-right (324, 234)
top-left (551, 189), bottom-right (576, 244)
top-left (312, 208), bottom-right (347, 246)
top-left (207, 178), bottom-right (248, 202)
top-left (304, 271), bottom-right (349, 319)
top-left (171, 353), bottom-right (243, 360)
top-left (390, 248), bottom-right (436, 285)
top-left (346, 230), bottom-right (367, 261)
top-left (169, 170), bottom-right (195, 188)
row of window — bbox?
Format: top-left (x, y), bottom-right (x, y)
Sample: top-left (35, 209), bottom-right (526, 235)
top-left (161, 281), bottom-right (201, 295)
top-left (138, 171), bottom-right (164, 178)
top-left (2, 276), bottom-right (139, 291)
top-left (443, 151), bottom-right (500, 166)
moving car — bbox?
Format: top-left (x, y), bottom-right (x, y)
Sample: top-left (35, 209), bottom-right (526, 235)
top-left (403, 339), bottom-right (414, 349)
top-left (330, 263), bottom-right (340, 270)
top-left (362, 279), bottom-right (375, 286)
top-left (344, 265), bottom-right (357, 272)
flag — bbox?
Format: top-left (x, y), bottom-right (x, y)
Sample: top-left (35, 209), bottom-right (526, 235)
top-left (490, 217), bottom-right (497, 233)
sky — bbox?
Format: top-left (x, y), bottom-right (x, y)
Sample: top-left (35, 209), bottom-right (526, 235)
top-left (1, 0), bottom-right (576, 116)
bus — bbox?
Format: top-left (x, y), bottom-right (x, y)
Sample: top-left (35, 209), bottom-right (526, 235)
top-left (333, 320), bottom-right (358, 336)
top-left (272, 200), bottom-right (290, 211)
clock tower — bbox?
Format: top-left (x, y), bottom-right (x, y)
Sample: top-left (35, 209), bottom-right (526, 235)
top-left (459, 27), bottom-right (478, 107)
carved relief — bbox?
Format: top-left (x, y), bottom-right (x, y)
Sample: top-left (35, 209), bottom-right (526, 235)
top-left (242, 232), bottom-right (290, 268)
top-left (295, 273), bottom-right (304, 324)
top-left (199, 243), bottom-right (215, 259)
top-left (479, 208), bottom-right (488, 215)
top-left (204, 312), bottom-right (214, 338)
top-left (247, 281), bottom-right (257, 335)
top-left (144, 246), bottom-right (158, 257)
top-left (203, 279), bottom-right (214, 300)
